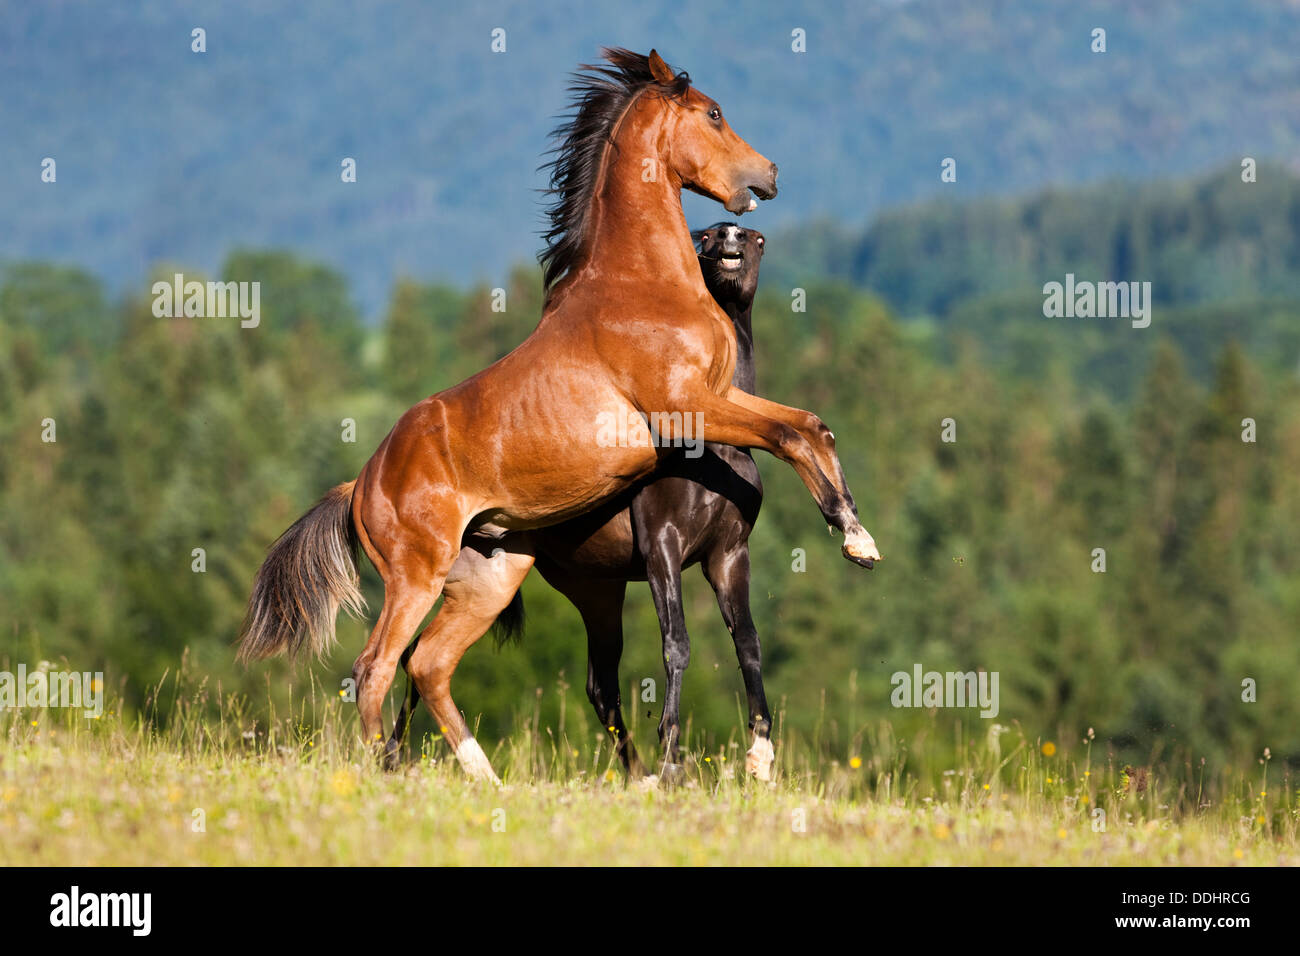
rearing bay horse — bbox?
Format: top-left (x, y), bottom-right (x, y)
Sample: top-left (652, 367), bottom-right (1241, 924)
top-left (239, 49), bottom-right (881, 781)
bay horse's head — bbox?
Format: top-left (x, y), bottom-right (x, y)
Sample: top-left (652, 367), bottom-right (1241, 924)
top-left (540, 48), bottom-right (778, 291)
top-left (638, 50), bottom-right (779, 216)
top-left (693, 222), bottom-right (765, 306)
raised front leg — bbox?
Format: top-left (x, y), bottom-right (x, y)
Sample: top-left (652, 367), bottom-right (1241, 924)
top-left (721, 387), bottom-right (880, 567)
top-left (648, 388), bottom-right (882, 568)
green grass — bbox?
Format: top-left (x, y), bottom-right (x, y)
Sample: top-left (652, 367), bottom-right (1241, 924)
top-left (2, 664), bottom-right (1295, 866)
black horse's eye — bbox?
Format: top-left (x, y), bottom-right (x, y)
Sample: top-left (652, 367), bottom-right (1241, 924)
top-left (708, 107), bottom-right (721, 122)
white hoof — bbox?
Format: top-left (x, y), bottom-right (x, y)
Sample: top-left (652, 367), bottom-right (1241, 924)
top-left (746, 737), bottom-right (775, 781)
top-left (842, 528), bottom-right (882, 566)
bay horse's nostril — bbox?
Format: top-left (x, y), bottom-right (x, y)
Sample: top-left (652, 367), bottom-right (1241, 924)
top-left (770, 163), bottom-right (779, 183)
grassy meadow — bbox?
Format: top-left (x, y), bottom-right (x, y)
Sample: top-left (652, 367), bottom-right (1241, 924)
top-left (2, 663), bottom-right (1294, 867)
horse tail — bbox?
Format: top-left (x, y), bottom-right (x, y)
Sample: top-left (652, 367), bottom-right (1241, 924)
top-left (490, 589), bottom-right (526, 648)
top-left (238, 480), bottom-right (365, 661)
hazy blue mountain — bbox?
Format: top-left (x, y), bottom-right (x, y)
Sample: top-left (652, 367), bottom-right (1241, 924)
top-left (3, 0), bottom-right (1299, 314)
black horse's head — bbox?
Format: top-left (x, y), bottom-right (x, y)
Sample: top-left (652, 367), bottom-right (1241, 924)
top-left (693, 222), bottom-right (765, 308)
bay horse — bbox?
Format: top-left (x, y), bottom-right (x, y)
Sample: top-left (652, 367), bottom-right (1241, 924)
top-left (391, 223), bottom-right (777, 781)
top-left (239, 49), bottom-right (881, 783)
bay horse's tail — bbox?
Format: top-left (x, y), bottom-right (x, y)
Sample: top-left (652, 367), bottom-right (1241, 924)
top-left (490, 589), bottom-right (526, 648)
top-left (238, 480), bottom-right (365, 661)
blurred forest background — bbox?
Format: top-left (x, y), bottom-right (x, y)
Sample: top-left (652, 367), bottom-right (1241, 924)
top-left (2, 0), bottom-right (1299, 772)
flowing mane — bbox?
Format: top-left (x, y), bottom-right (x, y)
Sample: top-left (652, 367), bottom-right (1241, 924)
top-left (538, 48), bottom-right (691, 294)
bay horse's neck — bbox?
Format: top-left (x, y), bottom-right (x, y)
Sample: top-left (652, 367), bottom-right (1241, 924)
top-left (580, 104), bottom-right (707, 293)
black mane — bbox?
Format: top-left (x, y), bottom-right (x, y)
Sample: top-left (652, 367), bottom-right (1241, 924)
top-left (538, 48), bottom-right (691, 295)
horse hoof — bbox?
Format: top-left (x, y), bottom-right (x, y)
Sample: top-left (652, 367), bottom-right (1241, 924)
top-left (842, 530), bottom-right (881, 569)
top-left (659, 762), bottom-right (687, 787)
top-left (380, 739), bottom-right (404, 772)
top-left (746, 738), bottom-right (775, 781)
top-left (455, 738), bottom-right (503, 786)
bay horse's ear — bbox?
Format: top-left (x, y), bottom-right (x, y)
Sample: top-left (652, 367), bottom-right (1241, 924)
top-left (647, 49), bottom-right (674, 85)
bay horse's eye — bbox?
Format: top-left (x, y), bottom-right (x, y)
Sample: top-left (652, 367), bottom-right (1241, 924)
top-left (756, 236), bottom-right (764, 247)
top-left (708, 107), bottom-right (721, 122)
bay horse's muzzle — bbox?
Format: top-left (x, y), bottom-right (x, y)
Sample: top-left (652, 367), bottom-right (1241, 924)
top-left (725, 166), bottom-right (779, 215)
top-left (751, 163), bottom-right (779, 200)
top-left (725, 163), bottom-right (779, 215)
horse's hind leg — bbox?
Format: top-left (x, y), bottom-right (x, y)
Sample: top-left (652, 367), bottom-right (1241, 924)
top-left (703, 544), bottom-right (773, 781)
top-left (404, 539), bottom-right (535, 784)
top-left (637, 528), bottom-right (690, 777)
top-left (387, 539), bottom-right (524, 770)
top-left (350, 466), bottom-right (475, 756)
top-left (548, 574), bottom-right (646, 777)
top-left (353, 557), bottom-right (447, 751)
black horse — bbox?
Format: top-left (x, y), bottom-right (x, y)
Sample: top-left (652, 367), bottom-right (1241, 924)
top-left (393, 223), bottom-right (773, 780)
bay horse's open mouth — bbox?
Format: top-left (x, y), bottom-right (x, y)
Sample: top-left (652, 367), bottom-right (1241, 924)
top-left (723, 173), bottom-right (778, 215)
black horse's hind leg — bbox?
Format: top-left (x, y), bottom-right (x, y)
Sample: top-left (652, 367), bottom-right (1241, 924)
top-left (386, 641), bottom-right (422, 770)
top-left (640, 529), bottom-right (691, 777)
top-left (704, 544), bottom-right (774, 780)
top-left (544, 572), bottom-right (646, 777)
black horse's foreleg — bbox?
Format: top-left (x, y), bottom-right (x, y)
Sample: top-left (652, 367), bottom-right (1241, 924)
top-left (704, 544), bottom-right (774, 780)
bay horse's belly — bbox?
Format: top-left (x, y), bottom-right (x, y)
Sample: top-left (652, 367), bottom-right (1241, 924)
top-left (446, 369), bottom-right (666, 528)
top-left (468, 437), bottom-right (659, 529)
top-left (525, 443), bottom-right (763, 584)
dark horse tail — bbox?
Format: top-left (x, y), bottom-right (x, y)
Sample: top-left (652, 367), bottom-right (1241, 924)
top-left (491, 589), bottom-right (527, 648)
top-left (238, 480), bottom-right (366, 661)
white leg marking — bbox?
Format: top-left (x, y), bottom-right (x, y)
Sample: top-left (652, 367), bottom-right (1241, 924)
top-left (746, 736), bottom-right (775, 782)
top-left (455, 737), bottom-right (501, 785)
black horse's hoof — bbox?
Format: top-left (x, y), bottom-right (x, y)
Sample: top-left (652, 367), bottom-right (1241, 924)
top-left (381, 741), bottom-right (404, 772)
top-left (659, 762), bottom-right (687, 787)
